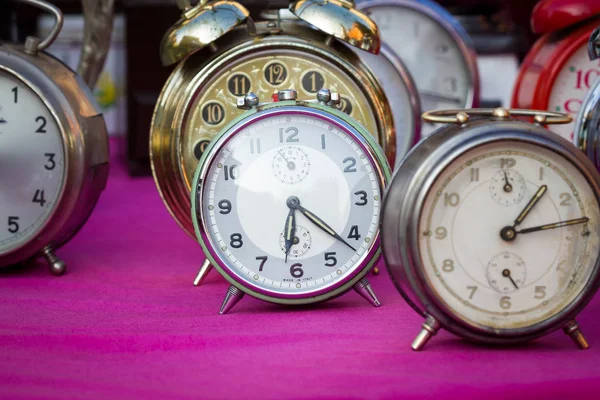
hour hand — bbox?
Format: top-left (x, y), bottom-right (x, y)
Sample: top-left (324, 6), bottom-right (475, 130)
top-left (283, 208), bottom-right (296, 263)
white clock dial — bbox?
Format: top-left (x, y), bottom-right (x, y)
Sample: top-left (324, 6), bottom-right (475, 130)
top-left (419, 141), bottom-right (600, 330)
top-left (200, 111), bottom-right (382, 296)
top-left (548, 47), bottom-right (600, 141)
top-left (365, 4), bottom-right (472, 136)
top-left (0, 71), bottom-right (65, 255)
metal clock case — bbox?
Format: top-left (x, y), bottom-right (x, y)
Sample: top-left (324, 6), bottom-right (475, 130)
top-left (0, 1), bottom-right (109, 275)
top-left (151, 0), bottom-right (419, 248)
top-left (382, 108), bottom-right (600, 350)
top-left (192, 89), bottom-right (391, 314)
top-left (357, 0), bottom-right (480, 136)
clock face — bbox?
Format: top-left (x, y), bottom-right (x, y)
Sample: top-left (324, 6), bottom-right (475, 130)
top-left (182, 49), bottom-right (379, 188)
top-left (196, 109), bottom-right (383, 297)
top-left (365, 4), bottom-right (473, 136)
top-left (548, 46), bottom-right (600, 141)
top-left (0, 71), bottom-right (66, 255)
top-left (418, 141), bottom-right (600, 331)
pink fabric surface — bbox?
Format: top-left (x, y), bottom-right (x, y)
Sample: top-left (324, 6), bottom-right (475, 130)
top-left (2, 139), bottom-right (600, 400)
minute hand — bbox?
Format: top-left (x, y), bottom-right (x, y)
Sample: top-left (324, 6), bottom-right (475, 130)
top-left (296, 204), bottom-right (356, 251)
top-left (518, 217), bottom-right (589, 235)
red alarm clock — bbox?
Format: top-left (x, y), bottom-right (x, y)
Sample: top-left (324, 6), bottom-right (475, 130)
top-left (512, 0), bottom-right (600, 141)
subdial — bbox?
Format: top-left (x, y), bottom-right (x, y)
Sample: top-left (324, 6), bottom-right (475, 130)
top-left (489, 169), bottom-right (526, 206)
top-left (279, 225), bottom-right (312, 259)
top-left (486, 251), bottom-right (527, 294)
top-left (271, 146), bottom-right (311, 185)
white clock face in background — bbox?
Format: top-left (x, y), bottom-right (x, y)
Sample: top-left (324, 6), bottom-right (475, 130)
top-left (199, 111), bottom-right (382, 296)
top-left (0, 71), bottom-right (66, 255)
top-left (419, 141), bottom-right (600, 330)
top-left (365, 4), bottom-right (472, 136)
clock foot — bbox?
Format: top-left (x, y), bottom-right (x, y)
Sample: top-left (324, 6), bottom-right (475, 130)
top-left (412, 315), bottom-right (441, 351)
top-left (564, 319), bottom-right (589, 350)
top-left (43, 247), bottom-right (66, 276)
top-left (193, 259), bottom-right (212, 286)
top-left (353, 278), bottom-right (380, 307)
top-left (219, 285), bottom-right (244, 315)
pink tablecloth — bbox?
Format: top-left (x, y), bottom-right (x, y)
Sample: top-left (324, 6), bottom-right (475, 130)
top-left (2, 140), bottom-right (600, 400)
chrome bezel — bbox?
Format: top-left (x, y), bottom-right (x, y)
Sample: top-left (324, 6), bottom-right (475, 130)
top-left (575, 77), bottom-right (600, 169)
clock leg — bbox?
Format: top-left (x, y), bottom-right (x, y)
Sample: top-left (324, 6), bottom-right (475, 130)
top-left (219, 285), bottom-right (244, 315)
top-left (43, 247), bottom-right (66, 276)
top-left (412, 315), bottom-right (441, 351)
top-left (563, 319), bottom-right (589, 350)
top-left (193, 259), bottom-right (213, 286)
top-left (353, 278), bottom-right (381, 307)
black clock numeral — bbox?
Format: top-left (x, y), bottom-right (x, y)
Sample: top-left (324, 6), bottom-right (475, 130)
top-left (228, 74), bottom-right (251, 96)
top-left (202, 102), bottom-right (224, 125)
top-left (12, 86), bottom-right (17, 103)
top-left (8, 216), bottom-right (19, 233)
top-left (343, 157), bottom-right (357, 173)
top-left (290, 263), bottom-right (304, 278)
top-left (354, 190), bottom-right (368, 206)
top-left (193, 140), bottom-right (210, 160)
top-left (256, 256), bottom-right (268, 272)
top-left (324, 252), bottom-right (337, 267)
top-left (279, 127), bottom-right (299, 143)
top-left (264, 63), bottom-right (287, 86)
top-left (218, 200), bottom-right (232, 214)
top-left (348, 225), bottom-right (361, 241)
top-left (302, 71), bottom-right (324, 93)
top-left (224, 165), bottom-right (239, 180)
top-left (230, 233), bottom-right (243, 249)
top-left (44, 153), bottom-right (56, 170)
top-left (32, 189), bottom-right (46, 207)
top-left (334, 97), bottom-right (353, 115)
top-left (35, 116), bottom-right (47, 133)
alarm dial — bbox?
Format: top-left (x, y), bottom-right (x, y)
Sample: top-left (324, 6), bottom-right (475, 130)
top-left (419, 141), bottom-right (600, 330)
top-left (0, 71), bottom-right (65, 255)
top-left (199, 109), bottom-right (382, 296)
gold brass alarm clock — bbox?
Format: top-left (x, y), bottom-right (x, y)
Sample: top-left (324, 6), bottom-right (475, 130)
top-left (150, 0), bottom-right (420, 278)
top-left (0, 0), bottom-right (109, 275)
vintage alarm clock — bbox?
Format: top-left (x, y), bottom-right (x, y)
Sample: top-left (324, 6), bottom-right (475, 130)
top-left (150, 0), bottom-right (420, 270)
top-left (192, 89), bottom-right (391, 314)
top-left (382, 107), bottom-right (600, 350)
top-left (357, 0), bottom-right (480, 136)
top-left (0, 0), bottom-right (109, 275)
top-left (512, 0), bottom-right (600, 141)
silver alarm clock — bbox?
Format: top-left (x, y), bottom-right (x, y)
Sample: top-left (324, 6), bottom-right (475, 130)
top-left (383, 108), bottom-right (600, 350)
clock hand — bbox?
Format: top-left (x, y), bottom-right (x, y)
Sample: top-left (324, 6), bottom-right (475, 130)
top-left (517, 217), bottom-right (589, 235)
top-left (283, 207), bottom-right (296, 263)
top-left (500, 185), bottom-right (547, 241)
top-left (502, 269), bottom-right (519, 290)
top-left (278, 149), bottom-right (296, 171)
top-left (287, 196), bottom-right (356, 252)
top-left (503, 170), bottom-right (512, 193)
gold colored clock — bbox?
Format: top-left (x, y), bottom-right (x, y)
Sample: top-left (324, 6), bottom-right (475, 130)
top-left (150, 0), bottom-right (420, 268)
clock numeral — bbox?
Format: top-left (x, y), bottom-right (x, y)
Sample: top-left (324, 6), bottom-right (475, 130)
top-left (44, 153), bottom-right (56, 170)
top-left (194, 140), bottom-right (210, 160)
top-left (334, 97), bottom-right (353, 115)
top-left (560, 193), bottom-right (572, 206)
top-left (435, 227), bottom-right (447, 239)
top-left (348, 225), bottom-right (361, 241)
top-left (290, 263), bottom-right (304, 278)
top-left (7, 216), bottom-right (19, 233)
top-left (575, 68), bottom-right (599, 89)
top-left (467, 285), bottom-right (477, 300)
top-left (11, 86), bottom-right (17, 103)
top-left (250, 138), bottom-right (261, 154)
top-left (539, 167), bottom-right (544, 181)
top-left (227, 74), bottom-right (251, 96)
top-left (218, 200), bottom-right (232, 214)
top-left (443, 77), bottom-right (458, 93)
top-left (321, 134), bottom-right (326, 150)
top-left (224, 165), bottom-right (239, 180)
top-left (301, 71), bottom-right (324, 93)
top-left (202, 102), bottom-right (224, 125)
top-left (35, 116), bottom-right (47, 133)
top-left (279, 127), bottom-right (299, 143)
top-left (264, 63), bottom-right (287, 86)
top-left (32, 189), bottom-right (46, 207)
top-left (500, 296), bottom-right (512, 310)
top-left (470, 168), bottom-right (479, 182)
top-left (324, 252), bottom-right (337, 267)
top-left (343, 157), bottom-right (357, 173)
top-left (444, 192), bottom-right (459, 207)
top-left (256, 256), bottom-right (268, 272)
top-left (442, 259), bottom-right (454, 272)
top-left (534, 286), bottom-right (547, 299)
top-left (229, 233), bottom-right (243, 249)
top-left (354, 190), bottom-right (368, 206)
top-left (500, 158), bottom-right (516, 169)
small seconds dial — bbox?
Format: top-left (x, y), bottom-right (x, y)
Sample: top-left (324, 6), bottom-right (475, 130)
top-left (200, 110), bottom-right (382, 295)
top-left (0, 71), bottom-right (65, 255)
